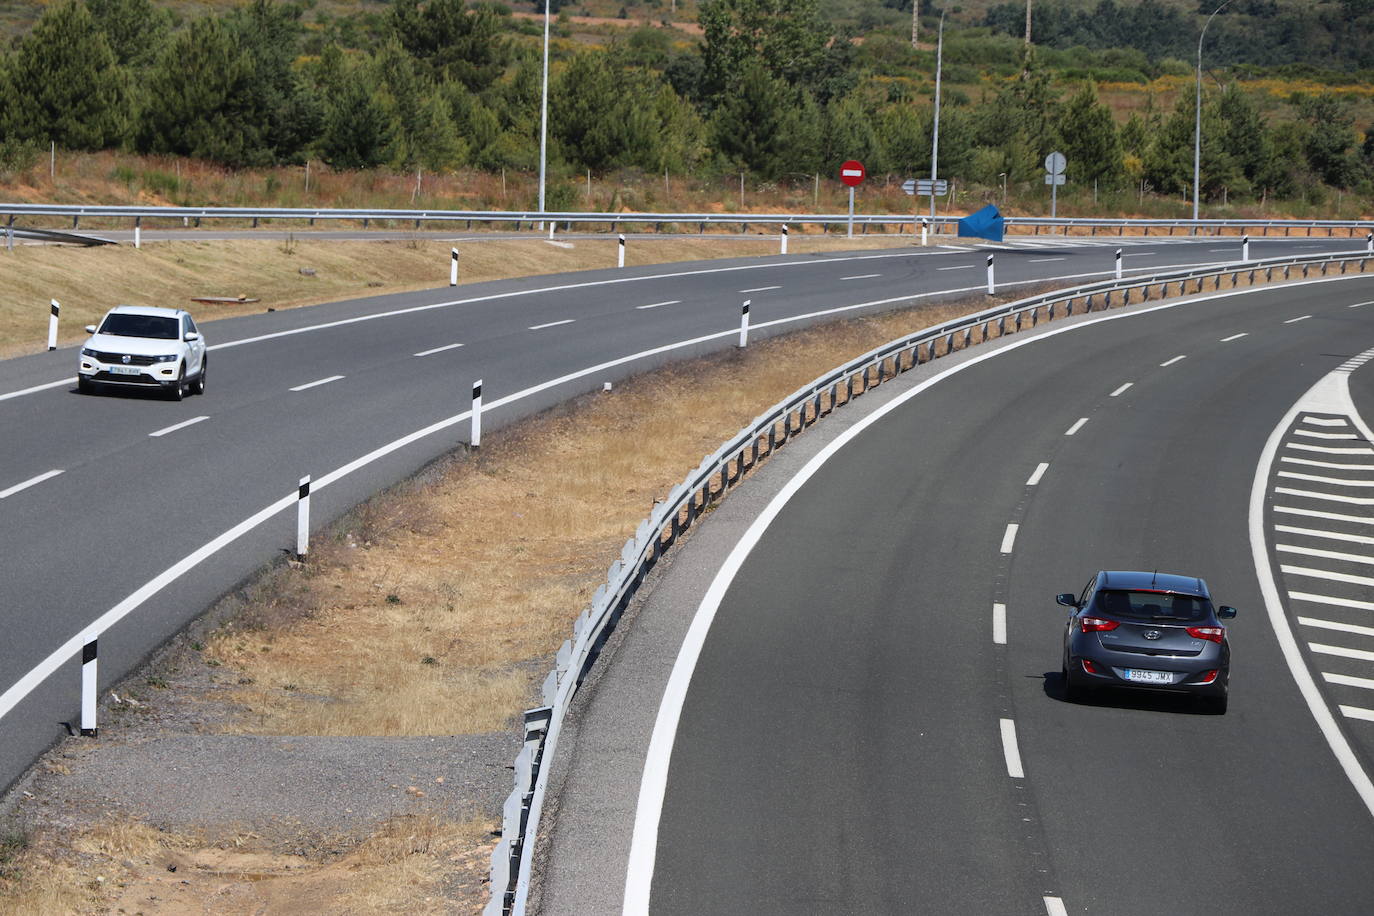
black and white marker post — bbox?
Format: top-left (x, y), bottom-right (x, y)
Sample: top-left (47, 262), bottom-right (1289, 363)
top-left (296, 475), bottom-right (311, 560)
top-left (80, 638), bottom-right (98, 737)
top-left (738, 300), bottom-right (751, 348)
top-left (450, 247), bottom-right (459, 286)
top-left (1115, 248), bottom-right (1123, 280)
top-left (134, 217), bottom-right (141, 250)
top-left (920, 218), bottom-right (929, 247)
top-left (780, 224), bottom-right (789, 255)
top-left (471, 379), bottom-right (483, 448)
top-left (1242, 235), bottom-right (1250, 261)
top-left (1367, 233), bottom-right (1372, 254)
top-left (986, 253), bottom-right (995, 295)
top-left (46, 299), bottom-right (59, 351)
top-left (618, 234), bottom-right (626, 268)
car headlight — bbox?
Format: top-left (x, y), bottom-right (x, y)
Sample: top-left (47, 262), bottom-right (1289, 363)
top-left (80, 347), bottom-right (97, 357)
top-left (151, 353), bottom-right (180, 363)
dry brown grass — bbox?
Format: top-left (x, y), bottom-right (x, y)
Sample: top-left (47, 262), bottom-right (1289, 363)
top-left (0, 233), bottom-right (917, 358)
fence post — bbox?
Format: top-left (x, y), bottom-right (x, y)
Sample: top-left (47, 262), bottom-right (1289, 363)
top-left (47, 299), bottom-right (59, 351)
top-left (471, 380), bottom-right (483, 448)
top-left (780, 224), bottom-right (789, 254)
top-left (986, 253), bottom-right (995, 294)
top-left (80, 639), bottom-right (98, 737)
top-left (738, 300), bottom-right (751, 348)
top-left (450, 248), bottom-right (459, 286)
top-left (296, 475), bottom-right (310, 559)
top-left (1115, 248), bottom-right (1122, 280)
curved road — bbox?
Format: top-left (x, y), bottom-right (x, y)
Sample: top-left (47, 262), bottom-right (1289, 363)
top-left (626, 275), bottom-right (1374, 913)
top-left (0, 236), bottom-right (1363, 797)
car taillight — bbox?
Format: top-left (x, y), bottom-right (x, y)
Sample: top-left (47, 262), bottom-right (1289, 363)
top-left (1080, 616), bottom-right (1120, 633)
top-left (1187, 626), bottom-right (1225, 643)
top-left (1198, 670), bottom-right (1219, 684)
top-left (1082, 659), bottom-right (1102, 674)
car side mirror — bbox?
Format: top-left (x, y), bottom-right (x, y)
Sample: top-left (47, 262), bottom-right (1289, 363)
top-left (1218, 606), bottom-right (1237, 619)
top-left (1056, 593), bottom-right (1078, 608)
top-left (184, 331), bottom-right (200, 342)
top-left (84, 325), bottom-right (96, 334)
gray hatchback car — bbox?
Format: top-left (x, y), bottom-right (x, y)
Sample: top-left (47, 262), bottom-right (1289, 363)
top-left (1059, 570), bottom-right (1235, 713)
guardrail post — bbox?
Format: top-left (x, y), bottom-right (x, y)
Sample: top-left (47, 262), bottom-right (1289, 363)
top-left (450, 248), bottom-right (459, 286)
top-left (738, 300), bottom-right (750, 348)
top-left (296, 475), bottom-right (310, 559)
top-left (1115, 248), bottom-right (1122, 280)
top-left (134, 217), bottom-right (141, 250)
top-left (780, 224), bottom-right (789, 254)
top-left (1242, 235), bottom-right (1250, 260)
top-left (47, 299), bottom-right (59, 350)
top-left (986, 253), bottom-right (995, 295)
top-left (617, 234), bottom-right (626, 268)
top-left (471, 380), bottom-right (483, 448)
top-left (80, 639), bottom-right (98, 737)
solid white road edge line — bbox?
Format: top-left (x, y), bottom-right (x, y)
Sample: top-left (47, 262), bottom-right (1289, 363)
top-left (1000, 524), bottom-right (1019, 554)
top-left (1110, 382), bottom-right (1133, 397)
top-left (289, 374), bottom-right (345, 392)
top-left (1065, 418), bottom-right (1089, 436)
top-left (1248, 357), bottom-right (1374, 821)
top-left (623, 280), bottom-right (1319, 913)
top-left (0, 469), bottom-right (63, 500)
top-left (993, 603), bottom-right (1007, 645)
top-left (148, 416), bottom-right (209, 438)
top-left (1026, 463), bottom-right (1049, 486)
top-left (1000, 718), bottom-right (1025, 778)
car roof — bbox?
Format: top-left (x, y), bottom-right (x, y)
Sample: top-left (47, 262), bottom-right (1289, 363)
top-left (105, 305), bottom-right (185, 319)
top-left (1098, 570), bottom-right (1209, 597)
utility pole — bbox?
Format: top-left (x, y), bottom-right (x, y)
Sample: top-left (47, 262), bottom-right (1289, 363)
top-left (911, 0), bottom-right (918, 48)
top-left (929, 8), bottom-right (945, 222)
top-left (1024, 0), bottom-right (1032, 43)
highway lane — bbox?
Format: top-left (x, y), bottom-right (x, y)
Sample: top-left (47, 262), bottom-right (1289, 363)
top-left (641, 275), bottom-right (1374, 913)
top-left (0, 236), bottom-right (1362, 795)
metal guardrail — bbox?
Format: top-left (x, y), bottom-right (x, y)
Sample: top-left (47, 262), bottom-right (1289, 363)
top-left (0, 202), bottom-right (1372, 238)
top-left (484, 248), bottom-right (1374, 916)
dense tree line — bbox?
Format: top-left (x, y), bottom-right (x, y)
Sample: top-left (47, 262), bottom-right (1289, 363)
top-left (0, 0), bottom-right (1369, 207)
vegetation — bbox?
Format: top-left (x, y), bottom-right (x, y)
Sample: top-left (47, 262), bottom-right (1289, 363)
top-left (0, 0), bottom-right (1369, 212)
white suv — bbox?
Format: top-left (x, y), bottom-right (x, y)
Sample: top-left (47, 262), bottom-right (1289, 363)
top-left (78, 306), bottom-right (207, 400)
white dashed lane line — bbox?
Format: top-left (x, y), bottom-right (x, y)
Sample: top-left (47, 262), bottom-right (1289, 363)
top-left (0, 469), bottom-right (63, 500)
top-left (1221, 332), bottom-right (1248, 342)
top-left (149, 416), bottom-right (209, 438)
top-left (936, 265), bottom-right (972, 271)
top-left (1349, 301), bottom-right (1374, 309)
top-left (1043, 898), bottom-right (1069, 916)
top-left (1027, 257), bottom-right (1066, 263)
top-left (1159, 354), bottom-right (1187, 367)
top-left (993, 603), bottom-right (1007, 645)
top-left (1109, 382), bottom-right (1132, 397)
top-left (840, 274), bottom-right (882, 281)
top-left (1064, 418), bottom-right (1089, 436)
top-left (289, 375), bottom-right (344, 392)
top-left (1026, 463), bottom-right (1049, 486)
top-left (413, 342), bottom-right (464, 357)
top-left (529, 319), bottom-right (575, 330)
top-left (738, 285), bottom-right (781, 293)
top-left (635, 300), bottom-right (681, 310)
top-left (1000, 524), bottom-right (1019, 554)
top-left (999, 719), bottom-right (1025, 778)
top-left (1285, 315), bottom-right (1312, 324)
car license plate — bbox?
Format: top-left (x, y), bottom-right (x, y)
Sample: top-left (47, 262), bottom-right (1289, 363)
top-left (1124, 669), bottom-right (1172, 684)
top-left (109, 365), bottom-right (141, 375)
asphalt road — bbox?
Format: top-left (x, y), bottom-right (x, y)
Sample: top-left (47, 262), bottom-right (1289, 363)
top-left (0, 235), bottom-right (1364, 798)
top-left (632, 276), bottom-right (1374, 914)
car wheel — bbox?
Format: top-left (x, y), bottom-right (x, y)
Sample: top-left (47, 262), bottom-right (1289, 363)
top-left (192, 357), bottom-right (207, 395)
top-left (77, 376), bottom-right (93, 394)
top-left (170, 364), bottom-right (186, 401)
top-left (1061, 663), bottom-right (1084, 703)
top-left (1201, 692), bottom-right (1228, 715)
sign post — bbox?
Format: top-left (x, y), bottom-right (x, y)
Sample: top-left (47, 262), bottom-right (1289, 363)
top-left (840, 160), bottom-right (865, 238)
top-left (1044, 151), bottom-right (1067, 219)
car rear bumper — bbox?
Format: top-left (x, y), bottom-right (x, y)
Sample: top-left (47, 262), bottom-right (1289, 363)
top-left (1067, 644), bottom-right (1229, 696)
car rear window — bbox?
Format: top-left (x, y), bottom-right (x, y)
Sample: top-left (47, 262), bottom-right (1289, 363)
top-left (99, 313), bottom-right (179, 339)
top-left (1094, 589), bottom-right (1212, 622)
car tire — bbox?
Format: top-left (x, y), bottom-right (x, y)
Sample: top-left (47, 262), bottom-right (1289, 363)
top-left (77, 376), bottom-right (93, 394)
top-left (170, 364), bottom-right (186, 401)
top-left (1201, 692), bottom-right (1228, 715)
top-left (192, 357), bottom-right (206, 395)
top-left (1062, 663), bottom-right (1084, 703)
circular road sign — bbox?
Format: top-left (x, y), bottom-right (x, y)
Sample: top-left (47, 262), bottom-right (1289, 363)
top-left (840, 160), bottom-right (866, 187)
top-left (1044, 151), bottom-right (1066, 175)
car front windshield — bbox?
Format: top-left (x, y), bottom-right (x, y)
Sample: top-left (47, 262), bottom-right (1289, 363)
top-left (98, 313), bottom-right (179, 340)
top-left (1095, 589), bottom-right (1212, 622)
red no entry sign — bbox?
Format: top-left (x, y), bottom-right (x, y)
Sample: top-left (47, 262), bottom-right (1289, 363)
top-left (839, 160), bottom-right (866, 187)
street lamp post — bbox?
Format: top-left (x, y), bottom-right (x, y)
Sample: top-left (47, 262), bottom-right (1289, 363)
top-left (1193, 0), bottom-right (1234, 222)
top-left (929, 9), bottom-right (946, 222)
top-left (538, 0), bottom-right (551, 219)
top-left (998, 172), bottom-right (1007, 208)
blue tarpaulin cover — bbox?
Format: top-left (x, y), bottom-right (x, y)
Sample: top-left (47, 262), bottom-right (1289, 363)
top-left (957, 204), bottom-right (1004, 243)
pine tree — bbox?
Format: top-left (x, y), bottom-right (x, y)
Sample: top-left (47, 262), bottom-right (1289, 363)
top-left (1056, 82), bottom-right (1125, 188)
